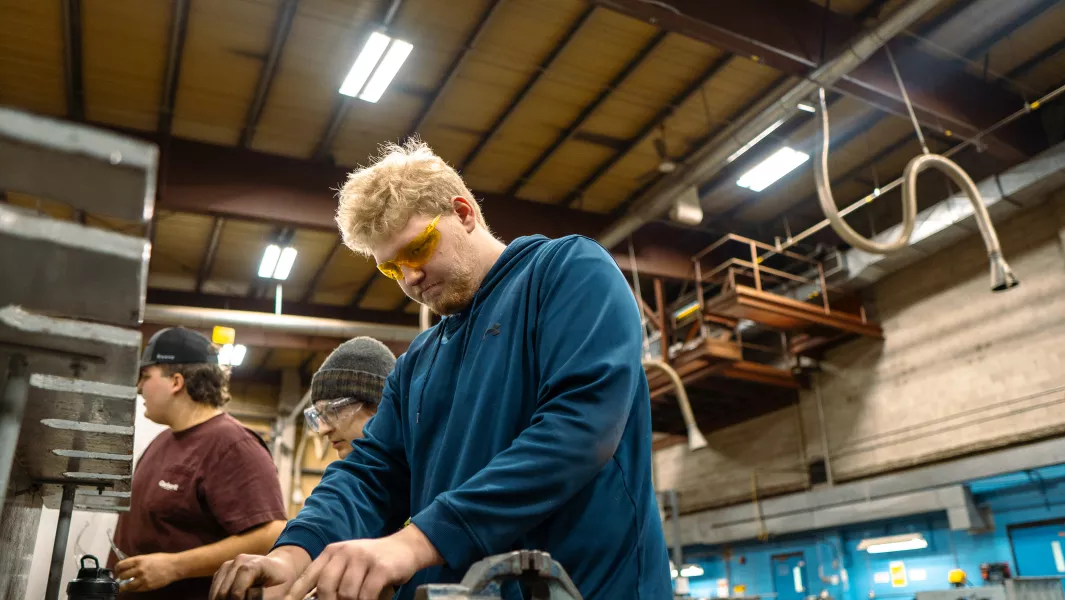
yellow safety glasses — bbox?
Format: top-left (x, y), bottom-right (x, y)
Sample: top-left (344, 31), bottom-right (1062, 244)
top-left (376, 215), bottom-right (442, 280)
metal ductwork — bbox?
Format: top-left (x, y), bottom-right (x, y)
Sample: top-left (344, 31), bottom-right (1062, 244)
top-left (597, 0), bottom-right (948, 249)
top-left (142, 304), bottom-right (422, 343)
top-left (838, 141), bottom-right (1065, 291)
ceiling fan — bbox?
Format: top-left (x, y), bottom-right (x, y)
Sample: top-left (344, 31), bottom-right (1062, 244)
top-left (636, 124), bottom-right (678, 183)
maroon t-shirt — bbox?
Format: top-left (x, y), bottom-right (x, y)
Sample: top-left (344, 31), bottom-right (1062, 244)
top-left (108, 413), bottom-right (287, 599)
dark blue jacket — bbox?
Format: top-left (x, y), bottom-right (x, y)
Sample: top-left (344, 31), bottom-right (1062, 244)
top-left (275, 235), bottom-right (671, 599)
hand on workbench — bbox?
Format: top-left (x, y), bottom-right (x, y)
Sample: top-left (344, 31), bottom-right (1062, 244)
top-left (210, 546), bottom-right (311, 599)
top-left (115, 553), bottom-right (181, 592)
top-left (284, 524), bottom-right (443, 600)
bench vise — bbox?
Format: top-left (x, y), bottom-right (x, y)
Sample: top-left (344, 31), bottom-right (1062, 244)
top-left (414, 550), bottom-right (582, 600)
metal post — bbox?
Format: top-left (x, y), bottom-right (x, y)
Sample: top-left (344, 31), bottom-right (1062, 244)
top-left (694, 260), bottom-right (707, 339)
top-left (813, 372), bottom-right (835, 486)
top-left (750, 242), bottom-right (761, 291)
top-left (667, 489), bottom-right (683, 569)
top-left (275, 283), bottom-right (283, 315)
top-left (0, 354), bottom-right (30, 506)
top-left (818, 263), bottom-right (830, 314)
top-left (45, 484), bottom-right (78, 600)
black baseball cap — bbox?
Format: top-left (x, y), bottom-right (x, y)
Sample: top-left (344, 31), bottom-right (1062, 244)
top-left (140, 327), bottom-right (219, 368)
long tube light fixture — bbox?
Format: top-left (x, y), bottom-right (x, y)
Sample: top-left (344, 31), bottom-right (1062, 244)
top-left (258, 245), bottom-right (297, 280)
top-left (736, 146), bottom-right (810, 192)
top-left (218, 344), bottom-right (247, 367)
top-left (339, 30), bottom-right (413, 103)
top-left (858, 533), bottom-right (928, 554)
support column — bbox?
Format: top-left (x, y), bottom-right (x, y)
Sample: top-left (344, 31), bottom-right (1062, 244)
top-left (273, 368), bottom-right (301, 513)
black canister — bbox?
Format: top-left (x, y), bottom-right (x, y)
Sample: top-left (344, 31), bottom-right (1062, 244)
top-left (66, 555), bottom-right (119, 599)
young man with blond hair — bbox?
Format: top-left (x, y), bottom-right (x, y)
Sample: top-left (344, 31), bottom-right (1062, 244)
top-left (210, 140), bottom-right (671, 600)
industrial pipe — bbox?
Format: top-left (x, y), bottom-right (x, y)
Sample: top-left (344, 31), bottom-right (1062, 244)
top-left (143, 304), bottom-right (421, 342)
top-left (643, 359), bottom-right (707, 451)
top-left (596, 0), bottom-right (947, 249)
top-left (813, 87), bottom-right (1019, 292)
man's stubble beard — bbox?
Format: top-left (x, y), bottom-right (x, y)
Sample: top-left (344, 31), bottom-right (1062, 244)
top-left (425, 233), bottom-right (479, 316)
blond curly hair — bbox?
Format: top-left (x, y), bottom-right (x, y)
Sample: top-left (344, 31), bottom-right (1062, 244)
top-left (335, 138), bottom-right (489, 256)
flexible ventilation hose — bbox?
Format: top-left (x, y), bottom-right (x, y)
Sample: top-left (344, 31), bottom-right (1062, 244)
top-left (643, 359), bottom-right (707, 451)
top-left (813, 84), bottom-right (1019, 292)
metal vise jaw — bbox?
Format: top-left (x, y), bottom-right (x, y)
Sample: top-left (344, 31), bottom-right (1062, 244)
top-left (414, 550), bottom-right (582, 600)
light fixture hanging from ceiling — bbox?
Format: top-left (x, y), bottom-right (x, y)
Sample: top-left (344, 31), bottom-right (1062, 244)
top-left (339, 30), bottom-right (413, 103)
top-left (857, 533), bottom-right (928, 554)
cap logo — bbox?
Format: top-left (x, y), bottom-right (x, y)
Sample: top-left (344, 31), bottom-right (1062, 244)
top-left (156, 354), bottom-right (175, 360)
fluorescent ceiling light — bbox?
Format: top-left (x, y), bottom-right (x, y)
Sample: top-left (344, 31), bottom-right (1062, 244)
top-left (258, 245), bottom-right (297, 280)
top-left (727, 119), bottom-right (784, 163)
top-left (273, 247), bottom-right (298, 281)
top-left (340, 31), bottom-right (390, 98)
top-left (680, 565), bottom-right (704, 578)
top-left (218, 344), bottom-right (247, 367)
top-left (736, 146), bottom-right (810, 192)
top-left (258, 245), bottom-right (281, 278)
top-left (858, 533), bottom-right (928, 554)
top-left (359, 39), bottom-right (414, 103)
top-left (798, 103), bottom-right (816, 113)
top-left (339, 31), bottom-right (413, 102)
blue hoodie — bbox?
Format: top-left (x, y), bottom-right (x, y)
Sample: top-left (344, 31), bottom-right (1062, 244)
top-left (275, 234), bottom-right (671, 599)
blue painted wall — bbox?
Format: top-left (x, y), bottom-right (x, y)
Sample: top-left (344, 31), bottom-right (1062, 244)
top-left (678, 465), bottom-right (1065, 600)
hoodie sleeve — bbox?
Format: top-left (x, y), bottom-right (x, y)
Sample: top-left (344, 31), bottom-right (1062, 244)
top-left (411, 236), bottom-right (645, 569)
top-left (272, 372), bottom-right (411, 558)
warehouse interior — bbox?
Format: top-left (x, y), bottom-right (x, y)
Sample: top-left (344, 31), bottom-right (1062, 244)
top-left (2, 0), bottom-right (1065, 597)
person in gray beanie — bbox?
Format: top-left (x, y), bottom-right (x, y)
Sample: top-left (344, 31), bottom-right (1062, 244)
top-left (303, 336), bottom-right (396, 459)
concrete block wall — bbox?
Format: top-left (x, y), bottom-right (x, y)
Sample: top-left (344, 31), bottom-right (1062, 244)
top-left (656, 186), bottom-right (1065, 515)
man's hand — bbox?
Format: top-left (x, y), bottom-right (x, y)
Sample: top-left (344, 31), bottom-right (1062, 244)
top-left (284, 525), bottom-right (443, 600)
top-left (115, 553), bottom-right (181, 592)
top-left (210, 546), bottom-right (310, 599)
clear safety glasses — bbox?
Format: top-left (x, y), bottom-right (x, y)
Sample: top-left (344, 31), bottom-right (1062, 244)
top-left (303, 398), bottom-right (365, 433)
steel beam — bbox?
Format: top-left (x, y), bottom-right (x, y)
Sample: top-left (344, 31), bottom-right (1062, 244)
top-left (459, 6), bottom-right (597, 170)
top-left (667, 485), bottom-right (980, 547)
top-left (592, 0), bottom-right (1045, 162)
top-left (152, 136), bottom-right (611, 242)
top-left (350, 272), bottom-right (378, 307)
top-left (404, 0), bottom-right (504, 140)
top-left (159, 0), bottom-right (191, 135)
top-left (563, 53), bottom-right (734, 207)
top-left (301, 238), bottom-right (343, 302)
top-left (506, 31), bottom-right (669, 196)
top-left (195, 216), bottom-right (225, 293)
top-left (145, 289), bottom-right (417, 326)
top-left (60, 0), bottom-right (84, 121)
top-left (240, 0), bottom-right (300, 147)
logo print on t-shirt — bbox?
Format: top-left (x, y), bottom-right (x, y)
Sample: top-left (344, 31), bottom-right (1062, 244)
top-left (158, 480), bottom-right (180, 492)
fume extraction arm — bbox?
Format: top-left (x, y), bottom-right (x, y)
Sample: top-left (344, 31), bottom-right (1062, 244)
top-left (812, 50), bottom-right (1019, 293)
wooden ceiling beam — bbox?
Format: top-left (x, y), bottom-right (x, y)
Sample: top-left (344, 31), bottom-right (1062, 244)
top-left (591, 0), bottom-right (1046, 162)
top-left (506, 30), bottom-right (669, 197)
top-left (404, 0), bottom-right (505, 140)
top-left (60, 0), bottom-right (84, 121)
top-left (301, 237), bottom-right (343, 303)
top-left (158, 0), bottom-right (191, 136)
top-left (195, 216), bottom-right (226, 293)
top-left (349, 272), bottom-right (378, 308)
top-left (458, 5), bottom-right (597, 171)
top-left (562, 53), bottom-right (734, 208)
top-left (151, 136), bottom-right (612, 243)
top-left (240, 0), bottom-right (300, 147)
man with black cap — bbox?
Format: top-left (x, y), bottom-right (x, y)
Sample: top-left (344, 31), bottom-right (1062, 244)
top-left (107, 327), bottom-right (288, 599)
top-left (302, 337), bottom-right (397, 459)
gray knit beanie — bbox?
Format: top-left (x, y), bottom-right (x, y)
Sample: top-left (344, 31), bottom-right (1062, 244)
top-left (310, 337), bottom-right (397, 405)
